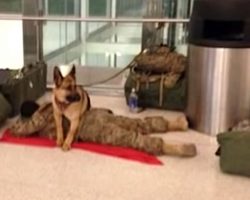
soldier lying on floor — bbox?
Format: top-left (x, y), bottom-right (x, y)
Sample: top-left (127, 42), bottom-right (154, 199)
top-left (9, 102), bottom-right (197, 157)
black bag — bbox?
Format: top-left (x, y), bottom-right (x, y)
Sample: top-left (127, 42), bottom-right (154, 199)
top-left (0, 92), bottom-right (12, 124)
top-left (0, 61), bottom-right (47, 116)
top-left (124, 45), bottom-right (187, 111)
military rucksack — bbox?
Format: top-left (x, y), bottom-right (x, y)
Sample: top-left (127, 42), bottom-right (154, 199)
top-left (124, 44), bottom-right (187, 111)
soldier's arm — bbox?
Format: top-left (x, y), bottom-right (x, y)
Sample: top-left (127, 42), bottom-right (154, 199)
top-left (9, 103), bottom-right (53, 137)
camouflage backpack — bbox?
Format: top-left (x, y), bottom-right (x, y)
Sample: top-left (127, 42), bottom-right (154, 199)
top-left (124, 45), bottom-right (187, 111)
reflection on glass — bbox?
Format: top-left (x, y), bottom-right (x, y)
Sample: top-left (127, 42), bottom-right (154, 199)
top-left (116, 0), bottom-right (145, 17)
top-left (43, 0), bottom-right (80, 56)
top-left (41, 0), bottom-right (192, 62)
top-left (47, 0), bottom-right (79, 16)
top-left (163, 0), bottom-right (191, 18)
top-left (43, 22), bottom-right (61, 55)
top-left (0, 0), bottom-right (193, 89)
top-left (0, 0), bottom-right (21, 13)
top-left (84, 22), bottom-right (142, 68)
top-left (43, 20), bottom-right (188, 67)
top-left (89, 0), bottom-right (108, 17)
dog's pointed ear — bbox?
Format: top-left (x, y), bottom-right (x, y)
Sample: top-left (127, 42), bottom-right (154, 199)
top-left (69, 64), bottom-right (76, 78)
top-left (53, 66), bottom-right (63, 87)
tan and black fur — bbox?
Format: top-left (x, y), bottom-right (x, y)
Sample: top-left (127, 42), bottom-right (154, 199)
top-left (52, 65), bottom-right (90, 151)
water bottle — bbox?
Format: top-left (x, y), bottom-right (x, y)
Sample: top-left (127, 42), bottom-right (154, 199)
top-left (128, 88), bottom-right (139, 113)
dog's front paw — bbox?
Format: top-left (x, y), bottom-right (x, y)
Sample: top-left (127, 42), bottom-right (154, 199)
top-left (62, 142), bottom-right (71, 151)
top-left (56, 137), bottom-right (64, 147)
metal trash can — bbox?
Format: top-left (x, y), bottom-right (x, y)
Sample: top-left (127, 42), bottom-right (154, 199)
top-left (186, 0), bottom-right (250, 135)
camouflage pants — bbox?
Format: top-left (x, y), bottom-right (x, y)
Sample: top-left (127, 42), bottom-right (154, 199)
top-left (77, 109), bottom-right (165, 155)
top-left (80, 122), bottom-right (164, 155)
top-left (10, 105), bottom-right (166, 155)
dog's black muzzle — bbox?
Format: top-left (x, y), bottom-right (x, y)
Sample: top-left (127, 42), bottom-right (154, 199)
top-left (66, 93), bottom-right (81, 103)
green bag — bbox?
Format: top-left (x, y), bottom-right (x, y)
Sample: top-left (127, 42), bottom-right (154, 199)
top-left (217, 131), bottom-right (250, 177)
top-left (0, 93), bottom-right (12, 124)
top-left (124, 45), bottom-right (187, 111)
top-left (124, 71), bottom-right (186, 111)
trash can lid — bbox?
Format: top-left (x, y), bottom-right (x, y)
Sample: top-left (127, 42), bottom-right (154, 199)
top-left (188, 0), bottom-right (250, 48)
top-left (191, 0), bottom-right (250, 20)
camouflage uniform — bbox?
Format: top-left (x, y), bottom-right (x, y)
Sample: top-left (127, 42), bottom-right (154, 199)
top-left (231, 119), bottom-right (250, 132)
top-left (78, 109), bottom-right (166, 155)
top-left (10, 103), bottom-right (196, 157)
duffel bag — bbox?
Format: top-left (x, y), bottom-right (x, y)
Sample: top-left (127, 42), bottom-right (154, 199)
top-left (217, 131), bottom-right (250, 177)
top-left (0, 61), bottom-right (47, 116)
top-left (124, 69), bottom-right (186, 111)
top-left (124, 44), bottom-right (187, 111)
top-left (0, 92), bottom-right (12, 124)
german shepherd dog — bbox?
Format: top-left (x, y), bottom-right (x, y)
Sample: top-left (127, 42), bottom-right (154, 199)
top-left (52, 65), bottom-right (90, 151)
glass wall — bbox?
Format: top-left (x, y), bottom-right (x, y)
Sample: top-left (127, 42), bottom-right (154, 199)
top-left (116, 0), bottom-right (145, 17)
top-left (43, 0), bottom-right (81, 57)
top-left (0, 0), bottom-right (23, 68)
top-left (0, 0), bottom-right (22, 13)
top-left (0, 0), bottom-right (193, 92)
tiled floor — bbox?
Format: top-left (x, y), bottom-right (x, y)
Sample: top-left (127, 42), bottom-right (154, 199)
top-left (0, 94), bottom-right (249, 200)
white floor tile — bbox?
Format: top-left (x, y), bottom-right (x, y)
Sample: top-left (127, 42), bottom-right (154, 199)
top-left (0, 94), bottom-right (249, 200)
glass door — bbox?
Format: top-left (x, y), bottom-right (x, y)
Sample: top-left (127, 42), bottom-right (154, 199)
top-left (163, 0), bottom-right (192, 54)
top-left (43, 0), bottom-right (81, 61)
top-left (19, 0), bottom-right (193, 93)
top-left (0, 0), bottom-right (23, 68)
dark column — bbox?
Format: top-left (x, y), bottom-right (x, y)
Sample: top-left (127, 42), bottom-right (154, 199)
top-left (22, 0), bottom-right (43, 64)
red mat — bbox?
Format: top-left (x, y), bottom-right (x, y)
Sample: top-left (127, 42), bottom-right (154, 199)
top-left (0, 130), bottom-right (163, 165)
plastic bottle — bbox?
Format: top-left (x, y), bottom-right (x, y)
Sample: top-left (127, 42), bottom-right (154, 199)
top-left (128, 88), bottom-right (139, 113)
